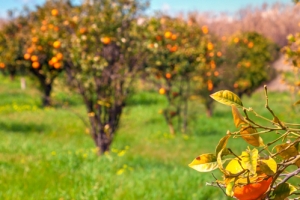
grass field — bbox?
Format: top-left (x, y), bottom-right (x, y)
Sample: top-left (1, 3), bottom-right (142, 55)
top-left (0, 75), bottom-right (298, 200)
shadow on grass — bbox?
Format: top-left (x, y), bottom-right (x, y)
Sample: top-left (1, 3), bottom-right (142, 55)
top-left (0, 121), bottom-right (46, 134)
top-left (126, 91), bottom-right (166, 106)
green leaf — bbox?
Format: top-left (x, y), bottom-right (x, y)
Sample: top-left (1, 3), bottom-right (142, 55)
top-left (241, 148), bottom-right (258, 175)
top-left (210, 90), bottom-right (243, 108)
top-left (273, 183), bottom-right (297, 200)
top-left (258, 157), bottom-right (277, 175)
top-left (240, 126), bottom-right (264, 147)
top-left (188, 153), bottom-right (219, 172)
top-left (225, 179), bottom-right (235, 197)
top-left (215, 135), bottom-right (231, 157)
top-left (232, 106), bottom-right (247, 127)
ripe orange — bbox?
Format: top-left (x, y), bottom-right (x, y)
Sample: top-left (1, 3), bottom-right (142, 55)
top-left (217, 51), bottom-right (222, 57)
top-left (169, 45), bottom-right (178, 52)
top-left (165, 73), bottom-right (172, 79)
top-left (53, 41), bottom-right (61, 49)
top-left (26, 47), bottom-right (34, 54)
top-left (24, 53), bottom-right (31, 60)
top-left (32, 37), bottom-right (38, 43)
top-left (171, 34), bottom-right (177, 40)
top-left (56, 53), bottom-right (63, 60)
top-left (32, 62), bottom-right (40, 69)
top-left (101, 37), bottom-right (111, 45)
top-left (48, 60), bottom-right (54, 66)
top-left (202, 25), bottom-right (209, 34)
top-left (207, 42), bottom-right (214, 51)
top-left (248, 42), bottom-right (254, 48)
top-left (164, 31), bottom-right (172, 39)
top-left (234, 37), bottom-right (240, 43)
top-left (51, 9), bottom-right (59, 16)
top-left (79, 27), bottom-right (87, 34)
top-left (159, 88), bottom-right (166, 95)
top-left (53, 62), bottom-right (61, 69)
top-left (156, 35), bottom-right (162, 41)
top-left (207, 80), bottom-right (213, 91)
top-left (233, 176), bottom-right (272, 200)
top-left (51, 57), bottom-right (58, 64)
top-left (54, 26), bottom-right (59, 32)
top-left (0, 62), bottom-right (5, 69)
top-left (31, 55), bottom-right (38, 62)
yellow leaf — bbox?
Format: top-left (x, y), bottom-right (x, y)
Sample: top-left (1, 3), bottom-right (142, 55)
top-left (258, 157), bottom-right (277, 175)
top-left (188, 153), bottom-right (219, 172)
top-left (225, 159), bottom-right (243, 174)
top-left (232, 106), bottom-right (247, 127)
top-left (240, 126), bottom-right (264, 147)
top-left (241, 148), bottom-right (258, 175)
top-left (275, 143), bottom-right (300, 167)
top-left (210, 90), bottom-right (243, 108)
top-left (215, 135), bottom-right (231, 157)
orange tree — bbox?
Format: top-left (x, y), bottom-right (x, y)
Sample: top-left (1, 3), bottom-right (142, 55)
top-left (0, 11), bottom-right (28, 80)
top-left (189, 88), bottom-right (300, 199)
top-left (282, 33), bottom-right (300, 103)
top-left (21, 0), bottom-right (73, 106)
top-left (63, 0), bottom-right (148, 153)
top-left (144, 16), bottom-right (223, 134)
top-left (221, 32), bottom-right (279, 97)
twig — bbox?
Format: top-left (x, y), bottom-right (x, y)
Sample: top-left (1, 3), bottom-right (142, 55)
top-left (275, 168), bottom-right (300, 187)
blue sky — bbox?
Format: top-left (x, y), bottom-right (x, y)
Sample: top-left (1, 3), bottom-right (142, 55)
top-left (0, 0), bottom-right (293, 18)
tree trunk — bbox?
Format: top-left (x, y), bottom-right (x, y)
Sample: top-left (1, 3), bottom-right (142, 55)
top-left (42, 84), bottom-right (52, 107)
top-left (95, 131), bottom-right (112, 154)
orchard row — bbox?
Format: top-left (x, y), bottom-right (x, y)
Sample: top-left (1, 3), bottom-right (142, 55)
top-left (0, 0), bottom-right (280, 152)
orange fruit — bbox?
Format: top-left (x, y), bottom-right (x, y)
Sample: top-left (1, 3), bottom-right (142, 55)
top-left (51, 9), bottom-right (59, 16)
top-left (248, 42), bottom-right (254, 48)
top-left (165, 73), bottom-right (172, 79)
top-left (53, 62), bottom-right (61, 69)
top-left (24, 53), bottom-right (31, 60)
top-left (202, 25), bottom-right (209, 34)
top-left (164, 31), bottom-right (172, 39)
top-left (171, 34), bottom-right (177, 40)
top-left (101, 37), bottom-right (111, 45)
top-left (32, 62), bottom-right (40, 69)
top-left (31, 55), bottom-right (38, 62)
top-left (159, 88), bottom-right (166, 95)
top-left (79, 27), bottom-right (87, 34)
top-left (234, 37), bottom-right (239, 43)
top-left (56, 53), bottom-right (63, 60)
top-left (217, 51), bottom-right (222, 57)
top-left (51, 57), bottom-right (58, 64)
top-left (0, 62), bottom-right (5, 69)
top-left (53, 41), bottom-right (61, 49)
top-left (48, 24), bottom-right (54, 29)
top-left (207, 80), bottom-right (213, 91)
top-left (26, 47), bottom-right (34, 54)
top-left (233, 176), bottom-right (272, 200)
top-left (207, 42), bottom-right (214, 50)
top-left (48, 60), bottom-right (54, 66)
top-left (54, 26), bottom-right (59, 32)
top-left (156, 35), bottom-right (162, 41)
top-left (32, 37), bottom-right (38, 43)
top-left (214, 71), bottom-right (219, 76)
top-left (169, 45), bottom-right (178, 52)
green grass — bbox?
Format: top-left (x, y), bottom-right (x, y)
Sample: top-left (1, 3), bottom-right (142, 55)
top-left (0, 75), bottom-right (298, 199)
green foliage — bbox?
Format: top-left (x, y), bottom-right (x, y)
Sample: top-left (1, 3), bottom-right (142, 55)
top-left (222, 32), bottom-right (279, 97)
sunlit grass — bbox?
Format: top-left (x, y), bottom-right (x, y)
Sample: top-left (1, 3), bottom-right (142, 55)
top-left (0, 75), bottom-right (297, 199)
